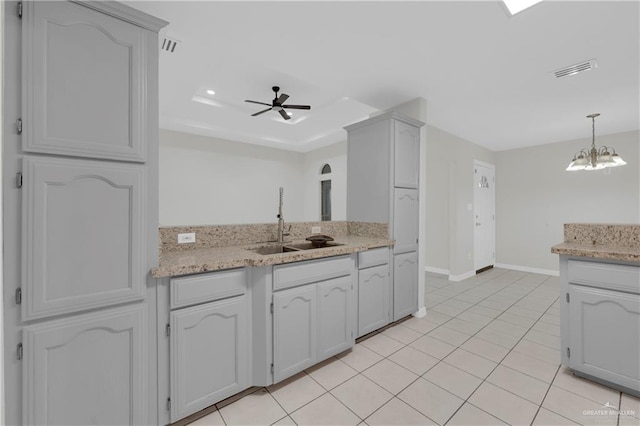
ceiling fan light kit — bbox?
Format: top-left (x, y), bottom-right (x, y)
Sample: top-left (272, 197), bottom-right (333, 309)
top-left (245, 86), bottom-right (311, 121)
top-left (566, 113), bottom-right (627, 171)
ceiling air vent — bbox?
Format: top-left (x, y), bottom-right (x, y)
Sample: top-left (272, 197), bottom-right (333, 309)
top-left (161, 37), bottom-right (180, 53)
top-left (553, 59), bottom-right (598, 78)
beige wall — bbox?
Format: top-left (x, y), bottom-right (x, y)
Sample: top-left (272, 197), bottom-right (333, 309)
top-left (495, 130), bottom-right (640, 273)
top-left (425, 125), bottom-right (496, 278)
top-left (159, 129), bottom-right (306, 225)
top-left (159, 129), bottom-right (348, 226)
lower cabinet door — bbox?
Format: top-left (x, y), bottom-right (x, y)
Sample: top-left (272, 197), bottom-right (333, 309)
top-left (170, 296), bottom-right (249, 422)
top-left (22, 304), bottom-right (146, 426)
top-left (393, 251), bottom-right (418, 321)
top-left (273, 285), bottom-right (317, 383)
top-left (318, 276), bottom-right (355, 360)
top-left (358, 265), bottom-right (390, 337)
top-left (569, 285), bottom-right (640, 393)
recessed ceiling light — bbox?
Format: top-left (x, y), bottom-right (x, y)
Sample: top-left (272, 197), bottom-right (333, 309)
top-left (503, 0), bottom-right (544, 15)
top-left (206, 89), bottom-right (215, 95)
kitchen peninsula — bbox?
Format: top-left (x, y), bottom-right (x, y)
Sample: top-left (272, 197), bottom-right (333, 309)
top-left (552, 223), bottom-right (640, 397)
top-left (154, 220), bottom-right (407, 423)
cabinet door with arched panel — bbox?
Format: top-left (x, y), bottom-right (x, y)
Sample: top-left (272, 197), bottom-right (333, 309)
top-left (22, 1), bottom-right (151, 161)
top-left (22, 156), bottom-right (146, 320)
top-left (22, 304), bottom-right (147, 425)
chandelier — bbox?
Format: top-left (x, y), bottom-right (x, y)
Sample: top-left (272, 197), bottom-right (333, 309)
top-left (566, 113), bottom-right (627, 171)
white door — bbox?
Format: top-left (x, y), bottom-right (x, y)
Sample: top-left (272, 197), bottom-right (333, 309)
top-left (474, 161), bottom-right (495, 271)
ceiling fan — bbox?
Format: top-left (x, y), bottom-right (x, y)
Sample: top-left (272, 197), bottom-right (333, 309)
top-left (245, 86), bottom-right (311, 120)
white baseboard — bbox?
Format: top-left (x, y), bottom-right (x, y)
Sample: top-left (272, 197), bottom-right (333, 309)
top-left (495, 263), bottom-right (559, 277)
top-left (425, 266), bottom-right (449, 275)
top-left (412, 306), bottom-right (427, 318)
top-left (448, 270), bottom-right (476, 282)
top-left (411, 306), bottom-right (427, 318)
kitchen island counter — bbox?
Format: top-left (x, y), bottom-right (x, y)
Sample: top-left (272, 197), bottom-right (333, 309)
top-left (552, 223), bottom-right (640, 397)
top-left (551, 223), bottom-right (640, 263)
top-left (551, 241), bottom-right (640, 263)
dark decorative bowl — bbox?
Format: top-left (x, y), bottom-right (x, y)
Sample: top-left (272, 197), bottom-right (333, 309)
top-left (305, 234), bottom-right (334, 248)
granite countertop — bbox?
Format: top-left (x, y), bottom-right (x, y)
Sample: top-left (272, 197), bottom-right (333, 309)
top-left (152, 235), bottom-right (394, 278)
top-left (551, 242), bottom-right (640, 263)
top-left (551, 223), bottom-right (640, 263)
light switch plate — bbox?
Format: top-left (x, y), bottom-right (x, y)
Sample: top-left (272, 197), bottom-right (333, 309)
top-left (311, 226), bottom-right (321, 234)
top-left (178, 232), bottom-right (196, 244)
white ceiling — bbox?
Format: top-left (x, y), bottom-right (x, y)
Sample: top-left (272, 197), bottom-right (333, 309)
top-left (124, 0), bottom-right (640, 152)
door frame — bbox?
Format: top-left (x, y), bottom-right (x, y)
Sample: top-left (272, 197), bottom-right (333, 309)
top-left (473, 160), bottom-right (496, 271)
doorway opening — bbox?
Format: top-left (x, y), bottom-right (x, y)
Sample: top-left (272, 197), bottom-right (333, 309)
top-left (320, 164), bottom-right (332, 221)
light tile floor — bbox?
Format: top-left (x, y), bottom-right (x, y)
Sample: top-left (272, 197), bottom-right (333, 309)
top-left (187, 268), bottom-right (640, 426)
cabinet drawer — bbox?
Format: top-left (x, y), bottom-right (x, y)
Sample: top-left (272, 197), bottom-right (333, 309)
top-left (568, 260), bottom-right (640, 294)
top-left (170, 269), bottom-right (246, 309)
top-left (274, 256), bottom-right (353, 291)
top-left (358, 247), bottom-right (390, 269)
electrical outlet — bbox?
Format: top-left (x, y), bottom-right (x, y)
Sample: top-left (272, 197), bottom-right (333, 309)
top-left (311, 226), bottom-right (321, 234)
top-left (178, 232), bottom-right (196, 244)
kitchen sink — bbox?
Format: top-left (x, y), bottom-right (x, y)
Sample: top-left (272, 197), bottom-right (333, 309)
top-left (250, 242), bottom-right (344, 255)
top-left (251, 245), bottom-right (300, 255)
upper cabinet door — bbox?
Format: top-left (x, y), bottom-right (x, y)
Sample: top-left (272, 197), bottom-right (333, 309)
top-left (394, 120), bottom-right (420, 189)
top-left (22, 1), bottom-right (148, 162)
top-left (22, 156), bottom-right (146, 321)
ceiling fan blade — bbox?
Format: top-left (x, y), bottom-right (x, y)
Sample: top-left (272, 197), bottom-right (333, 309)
top-left (276, 93), bottom-right (289, 105)
top-left (252, 107), bottom-right (272, 117)
top-left (282, 104), bottom-right (311, 110)
top-left (279, 109), bottom-right (291, 120)
top-left (245, 100), bottom-right (272, 107)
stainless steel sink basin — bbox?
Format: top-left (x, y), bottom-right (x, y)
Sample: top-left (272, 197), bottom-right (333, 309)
top-left (249, 242), bottom-right (344, 255)
top-left (251, 245), bottom-right (300, 255)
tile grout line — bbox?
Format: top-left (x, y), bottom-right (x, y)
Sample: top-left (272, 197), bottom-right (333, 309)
top-left (434, 273), bottom-right (562, 425)
top-left (194, 270), bottom-right (626, 426)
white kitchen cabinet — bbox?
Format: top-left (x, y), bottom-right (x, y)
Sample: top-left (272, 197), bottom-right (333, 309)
top-left (393, 188), bottom-right (419, 254)
top-left (170, 294), bottom-right (249, 422)
top-left (318, 276), bottom-right (356, 359)
top-left (358, 264), bottom-right (391, 337)
top-left (22, 304), bottom-right (147, 425)
top-left (393, 251), bottom-right (419, 321)
top-left (22, 0), bottom-right (155, 162)
top-left (560, 257), bottom-right (640, 396)
top-left (273, 284), bottom-right (318, 383)
top-left (394, 120), bottom-right (420, 189)
top-left (3, 2), bottom-right (166, 425)
top-left (21, 156), bottom-right (146, 320)
top-left (346, 111), bottom-right (424, 321)
top-left (568, 285), bottom-right (639, 393)
top-left (272, 256), bottom-right (356, 383)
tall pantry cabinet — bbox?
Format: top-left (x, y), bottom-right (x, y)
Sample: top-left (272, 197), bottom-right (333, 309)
top-left (2, 2), bottom-right (167, 424)
top-left (345, 112), bottom-right (424, 322)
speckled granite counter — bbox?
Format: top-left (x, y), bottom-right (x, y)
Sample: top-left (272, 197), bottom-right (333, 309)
top-left (551, 223), bottom-right (640, 263)
top-left (152, 221), bottom-right (391, 278)
top-left (152, 235), bottom-right (393, 278)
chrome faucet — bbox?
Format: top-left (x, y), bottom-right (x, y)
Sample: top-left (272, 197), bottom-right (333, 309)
top-left (276, 187), bottom-right (291, 243)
